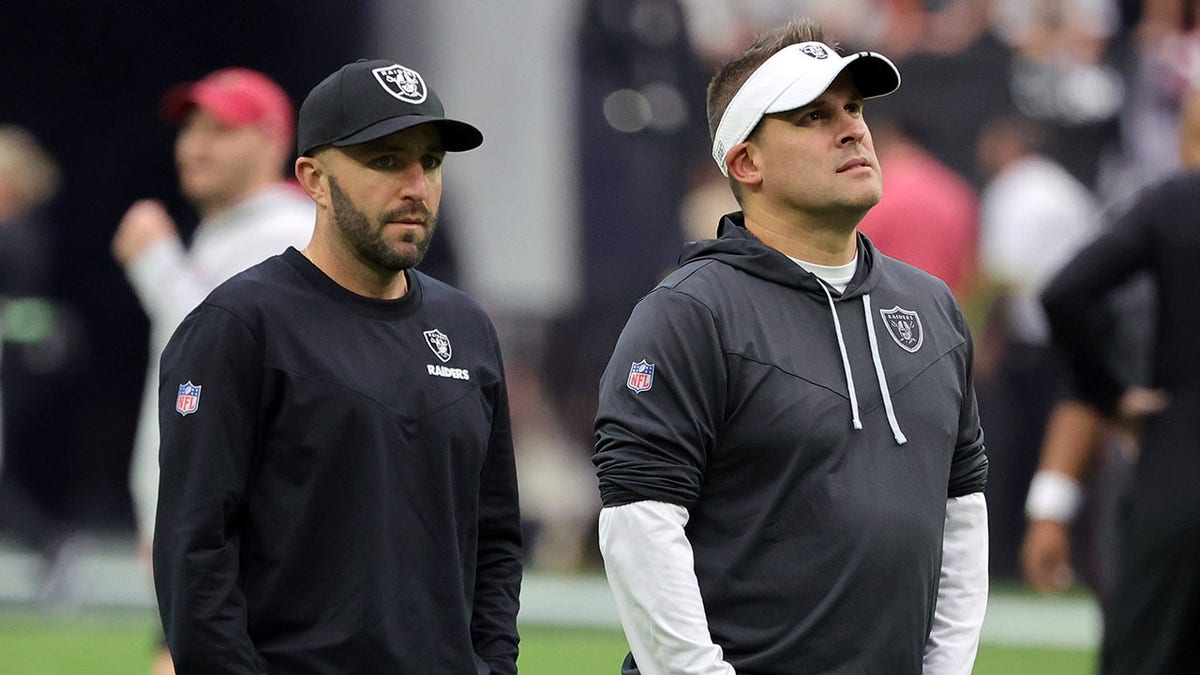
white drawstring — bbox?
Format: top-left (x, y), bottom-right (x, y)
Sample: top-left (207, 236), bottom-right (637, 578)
top-left (818, 282), bottom-right (862, 430)
top-left (817, 284), bottom-right (908, 445)
top-left (863, 294), bottom-right (907, 445)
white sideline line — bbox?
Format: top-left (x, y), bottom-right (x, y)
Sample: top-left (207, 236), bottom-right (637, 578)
top-left (982, 592), bottom-right (1100, 650)
top-left (517, 573), bottom-right (1101, 650)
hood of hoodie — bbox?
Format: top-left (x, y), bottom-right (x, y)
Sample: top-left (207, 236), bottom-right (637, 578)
top-left (679, 211), bottom-right (909, 445)
top-left (680, 212), bottom-right (881, 300)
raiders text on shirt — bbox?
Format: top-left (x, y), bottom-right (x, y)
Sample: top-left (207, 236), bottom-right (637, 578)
top-left (427, 364), bottom-right (470, 381)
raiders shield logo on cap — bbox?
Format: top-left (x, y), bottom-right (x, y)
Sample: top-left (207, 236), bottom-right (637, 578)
top-left (800, 43), bottom-right (830, 59)
top-left (372, 64), bottom-right (428, 104)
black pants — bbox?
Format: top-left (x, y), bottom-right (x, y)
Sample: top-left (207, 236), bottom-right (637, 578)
top-left (1101, 401), bottom-right (1200, 674)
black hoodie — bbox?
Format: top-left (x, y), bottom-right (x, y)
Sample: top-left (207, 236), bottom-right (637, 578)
top-left (595, 213), bottom-right (987, 674)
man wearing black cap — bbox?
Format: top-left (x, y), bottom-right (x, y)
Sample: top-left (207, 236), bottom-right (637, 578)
top-left (594, 18), bottom-right (989, 674)
top-left (152, 60), bottom-right (522, 674)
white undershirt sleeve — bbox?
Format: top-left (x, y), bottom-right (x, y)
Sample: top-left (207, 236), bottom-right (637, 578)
top-left (598, 501), bottom-right (736, 675)
top-left (923, 492), bottom-right (989, 674)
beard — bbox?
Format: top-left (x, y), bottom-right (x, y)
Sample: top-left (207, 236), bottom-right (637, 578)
top-left (328, 176), bottom-right (437, 271)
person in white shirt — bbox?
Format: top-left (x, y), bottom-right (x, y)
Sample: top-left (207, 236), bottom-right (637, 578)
top-left (110, 66), bottom-right (312, 675)
top-left (974, 112), bottom-right (1100, 580)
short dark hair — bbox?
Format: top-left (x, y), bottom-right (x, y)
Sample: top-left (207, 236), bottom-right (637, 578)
top-left (705, 17), bottom-right (831, 142)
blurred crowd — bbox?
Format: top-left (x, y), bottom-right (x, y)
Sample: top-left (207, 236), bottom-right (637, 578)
top-left (1, 0), bottom-right (1197, 605)
top-left (559, 0), bottom-right (1198, 589)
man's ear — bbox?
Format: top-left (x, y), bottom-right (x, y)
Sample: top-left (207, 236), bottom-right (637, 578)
top-left (726, 141), bottom-right (762, 188)
top-left (295, 155), bottom-right (330, 209)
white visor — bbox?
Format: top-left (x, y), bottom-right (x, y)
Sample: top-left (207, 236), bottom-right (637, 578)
top-left (711, 41), bottom-right (901, 176)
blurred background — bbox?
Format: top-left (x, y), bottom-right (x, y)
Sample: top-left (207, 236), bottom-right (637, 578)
top-left (1, 0), bottom-right (1194, 671)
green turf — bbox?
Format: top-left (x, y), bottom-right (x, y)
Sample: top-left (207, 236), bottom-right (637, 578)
top-left (519, 625), bottom-right (630, 673)
top-left (516, 626), bottom-right (1097, 675)
top-left (0, 610), bottom-right (161, 674)
top-left (974, 643), bottom-right (1096, 674)
top-left (0, 609), bottom-right (1095, 674)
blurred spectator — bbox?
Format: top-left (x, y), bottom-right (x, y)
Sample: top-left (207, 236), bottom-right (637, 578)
top-left (0, 126), bottom-right (57, 296)
top-left (537, 2), bottom-right (715, 571)
top-left (681, 0), bottom-right (886, 65)
top-left (995, 0), bottom-right (1125, 189)
top-left (1039, 87), bottom-right (1200, 674)
top-left (2, 0), bottom-right (368, 533)
top-left (1020, 276), bottom-right (1153, 601)
top-left (873, 0), bottom-right (1124, 192)
top-left (1022, 400), bottom-right (1117, 592)
top-left (111, 67), bottom-right (312, 675)
top-left (1102, 0), bottom-right (1200, 203)
top-left (857, 115), bottom-right (979, 297)
top-left (973, 112), bottom-right (1100, 578)
top-left (548, 0), bottom-right (712, 455)
top-left (0, 125), bottom-right (80, 602)
top-left (976, 114), bottom-right (1100, 357)
top-left (872, 0), bottom-right (1015, 187)
top-left (506, 357), bottom-right (601, 572)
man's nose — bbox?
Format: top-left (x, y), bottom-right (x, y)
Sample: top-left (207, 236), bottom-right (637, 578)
top-left (838, 113), bottom-right (868, 145)
top-left (396, 161), bottom-right (429, 200)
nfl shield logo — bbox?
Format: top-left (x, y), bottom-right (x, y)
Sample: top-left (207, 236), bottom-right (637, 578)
top-left (423, 329), bottom-right (452, 363)
top-left (626, 360), bottom-right (655, 393)
top-left (372, 64), bottom-right (428, 104)
top-left (880, 306), bottom-right (924, 353)
top-left (176, 381), bottom-right (201, 416)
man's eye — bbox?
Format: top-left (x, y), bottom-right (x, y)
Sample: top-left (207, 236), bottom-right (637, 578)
top-left (371, 156), bottom-right (396, 169)
top-left (421, 154), bottom-right (443, 170)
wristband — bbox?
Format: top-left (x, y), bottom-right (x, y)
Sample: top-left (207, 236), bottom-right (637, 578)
top-left (1025, 470), bottom-right (1083, 523)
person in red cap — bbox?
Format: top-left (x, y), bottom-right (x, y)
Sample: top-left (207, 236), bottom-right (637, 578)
top-left (110, 66), bottom-right (312, 675)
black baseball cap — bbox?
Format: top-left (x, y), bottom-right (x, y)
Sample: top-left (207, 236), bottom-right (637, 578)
top-left (296, 59), bottom-right (483, 157)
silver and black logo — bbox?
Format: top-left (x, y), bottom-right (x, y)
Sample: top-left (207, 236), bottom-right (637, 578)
top-left (372, 64), bottom-right (428, 104)
top-left (423, 328), bottom-right (452, 362)
top-left (800, 44), bottom-right (830, 59)
top-left (880, 306), bottom-right (923, 353)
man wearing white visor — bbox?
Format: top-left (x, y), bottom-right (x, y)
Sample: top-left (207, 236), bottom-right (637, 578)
top-left (595, 17), bottom-right (989, 675)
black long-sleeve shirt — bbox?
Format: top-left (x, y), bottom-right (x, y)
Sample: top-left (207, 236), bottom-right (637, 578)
top-left (1042, 171), bottom-right (1200, 415)
top-left (154, 248), bottom-right (522, 674)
